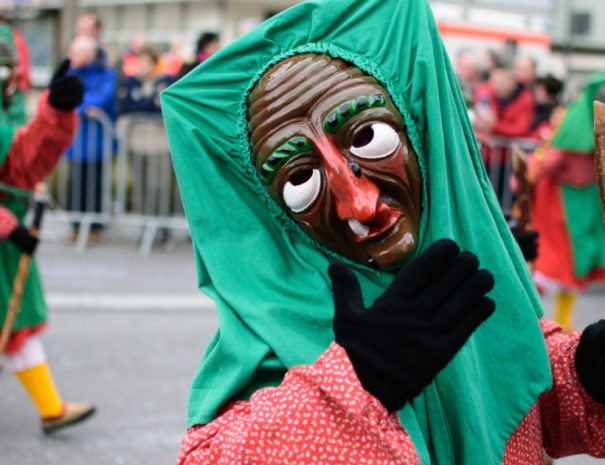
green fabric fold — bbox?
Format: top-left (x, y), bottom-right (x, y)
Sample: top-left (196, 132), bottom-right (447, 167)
top-left (1, 146), bottom-right (46, 333)
top-left (162, 0), bottom-right (552, 463)
top-left (0, 126), bottom-right (14, 165)
top-left (551, 72), bottom-right (605, 153)
top-left (562, 184), bottom-right (605, 278)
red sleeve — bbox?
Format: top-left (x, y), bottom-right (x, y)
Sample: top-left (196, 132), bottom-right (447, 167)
top-left (535, 148), bottom-right (565, 179)
top-left (0, 91), bottom-right (77, 190)
top-left (13, 27), bottom-right (32, 92)
top-left (492, 90), bottom-right (535, 138)
top-left (176, 343), bottom-right (419, 465)
top-left (539, 320), bottom-right (605, 458)
top-left (0, 205), bottom-right (18, 239)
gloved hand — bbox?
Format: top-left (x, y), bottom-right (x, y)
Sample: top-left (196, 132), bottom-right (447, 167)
top-left (329, 239), bottom-right (495, 412)
top-left (8, 226), bottom-right (39, 255)
top-left (511, 226), bottom-right (539, 262)
top-left (575, 320), bottom-right (605, 404)
top-left (48, 59), bottom-right (84, 111)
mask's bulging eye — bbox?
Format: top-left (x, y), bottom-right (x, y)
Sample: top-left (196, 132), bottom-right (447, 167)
top-left (283, 169), bottom-right (321, 213)
top-left (0, 66), bottom-right (12, 81)
top-left (350, 123), bottom-right (400, 159)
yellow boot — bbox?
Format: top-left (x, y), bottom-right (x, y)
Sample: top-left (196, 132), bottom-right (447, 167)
top-left (14, 362), bottom-right (95, 434)
top-left (554, 290), bottom-right (577, 334)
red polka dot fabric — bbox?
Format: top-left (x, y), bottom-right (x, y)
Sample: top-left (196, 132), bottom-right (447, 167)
top-left (177, 321), bottom-right (605, 465)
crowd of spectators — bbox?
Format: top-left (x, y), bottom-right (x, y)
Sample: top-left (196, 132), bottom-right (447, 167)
top-left (59, 13), bottom-right (221, 243)
top-left (455, 49), bottom-right (564, 145)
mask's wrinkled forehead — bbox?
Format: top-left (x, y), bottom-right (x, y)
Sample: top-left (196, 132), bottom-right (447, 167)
top-left (248, 53), bottom-right (383, 150)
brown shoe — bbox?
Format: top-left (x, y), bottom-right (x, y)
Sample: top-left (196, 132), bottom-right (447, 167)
top-left (88, 230), bottom-right (101, 246)
top-left (42, 402), bottom-right (96, 434)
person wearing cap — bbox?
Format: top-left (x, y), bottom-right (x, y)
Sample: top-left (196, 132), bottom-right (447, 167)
top-left (162, 0), bottom-right (605, 463)
top-left (1, 40), bottom-right (96, 433)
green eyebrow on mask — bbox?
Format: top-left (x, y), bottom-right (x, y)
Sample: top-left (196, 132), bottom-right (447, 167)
top-left (259, 136), bottom-right (313, 184)
top-left (323, 94), bottom-right (386, 135)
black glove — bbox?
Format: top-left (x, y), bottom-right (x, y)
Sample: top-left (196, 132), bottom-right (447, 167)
top-left (8, 226), bottom-right (39, 255)
top-left (48, 59), bottom-right (84, 111)
top-left (511, 225), bottom-right (539, 262)
top-left (329, 239), bottom-right (495, 412)
top-left (575, 320), bottom-right (605, 404)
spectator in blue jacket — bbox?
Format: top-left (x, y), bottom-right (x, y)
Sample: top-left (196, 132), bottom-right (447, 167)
top-left (65, 35), bottom-right (117, 243)
top-left (117, 46), bottom-right (173, 115)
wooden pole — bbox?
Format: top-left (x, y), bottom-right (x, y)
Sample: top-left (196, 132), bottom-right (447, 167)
top-left (512, 144), bottom-right (532, 233)
top-left (0, 184), bottom-right (48, 354)
top-left (594, 102), bottom-right (605, 226)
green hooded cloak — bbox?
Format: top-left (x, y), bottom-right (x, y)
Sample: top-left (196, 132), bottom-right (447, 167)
top-left (162, 0), bottom-right (552, 463)
top-left (551, 72), bottom-right (605, 154)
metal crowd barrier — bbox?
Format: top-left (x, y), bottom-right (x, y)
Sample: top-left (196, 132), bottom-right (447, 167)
top-left (479, 137), bottom-right (539, 214)
top-left (47, 116), bottom-right (535, 253)
top-left (47, 112), bottom-right (188, 255)
top-left (113, 113), bottom-right (188, 255)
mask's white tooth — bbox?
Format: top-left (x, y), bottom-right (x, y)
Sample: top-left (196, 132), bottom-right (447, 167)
top-left (348, 219), bottom-right (370, 237)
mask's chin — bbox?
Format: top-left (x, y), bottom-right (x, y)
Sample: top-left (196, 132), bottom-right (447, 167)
top-left (367, 241), bottom-right (416, 271)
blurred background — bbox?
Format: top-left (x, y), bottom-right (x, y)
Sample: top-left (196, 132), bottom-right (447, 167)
top-left (0, 0), bottom-right (604, 464)
top-left (0, 0), bottom-right (603, 89)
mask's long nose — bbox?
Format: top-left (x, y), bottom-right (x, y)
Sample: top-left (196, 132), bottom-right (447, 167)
top-left (317, 137), bottom-right (380, 222)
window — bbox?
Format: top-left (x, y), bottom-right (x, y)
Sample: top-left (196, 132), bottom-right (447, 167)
top-left (570, 12), bottom-right (591, 37)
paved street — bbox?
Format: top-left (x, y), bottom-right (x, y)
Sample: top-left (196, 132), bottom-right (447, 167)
top-left (1, 222), bottom-right (604, 464)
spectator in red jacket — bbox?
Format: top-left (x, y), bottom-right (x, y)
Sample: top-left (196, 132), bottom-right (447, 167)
top-left (474, 68), bottom-right (536, 203)
top-left (474, 68), bottom-right (536, 142)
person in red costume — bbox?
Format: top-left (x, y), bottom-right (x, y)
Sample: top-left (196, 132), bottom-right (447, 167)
top-left (1, 57), bottom-right (96, 434)
top-left (162, 0), bottom-right (605, 462)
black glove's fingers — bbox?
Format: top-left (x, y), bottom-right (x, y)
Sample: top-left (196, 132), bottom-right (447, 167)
top-left (8, 226), bottom-right (39, 255)
top-left (51, 59), bottom-right (71, 84)
top-left (383, 239), bottom-right (460, 301)
top-left (519, 231), bottom-right (538, 245)
top-left (57, 76), bottom-right (82, 90)
top-left (411, 251), bottom-right (479, 318)
top-left (329, 260), bottom-right (366, 322)
top-left (431, 270), bottom-right (495, 331)
top-left (443, 296), bottom-right (495, 350)
top-left (582, 320), bottom-right (605, 349)
top-left (576, 322), bottom-right (605, 404)
top-left (512, 229), bottom-right (539, 261)
top-left (49, 75), bottom-right (84, 111)
top-left (60, 76), bottom-right (84, 100)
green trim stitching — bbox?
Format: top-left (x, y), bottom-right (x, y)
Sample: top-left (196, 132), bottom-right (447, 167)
top-left (322, 94), bottom-right (386, 135)
top-left (259, 136), bottom-right (312, 184)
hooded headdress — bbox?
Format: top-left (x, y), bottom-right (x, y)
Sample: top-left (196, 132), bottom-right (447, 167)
top-left (551, 72), bottom-right (605, 153)
top-left (162, 0), bottom-right (552, 463)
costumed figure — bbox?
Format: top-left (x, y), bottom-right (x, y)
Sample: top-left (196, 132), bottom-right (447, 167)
top-left (530, 73), bottom-right (605, 333)
top-left (1, 50), bottom-right (95, 433)
top-left (0, 17), bottom-right (29, 127)
top-left (162, 1), bottom-right (605, 463)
